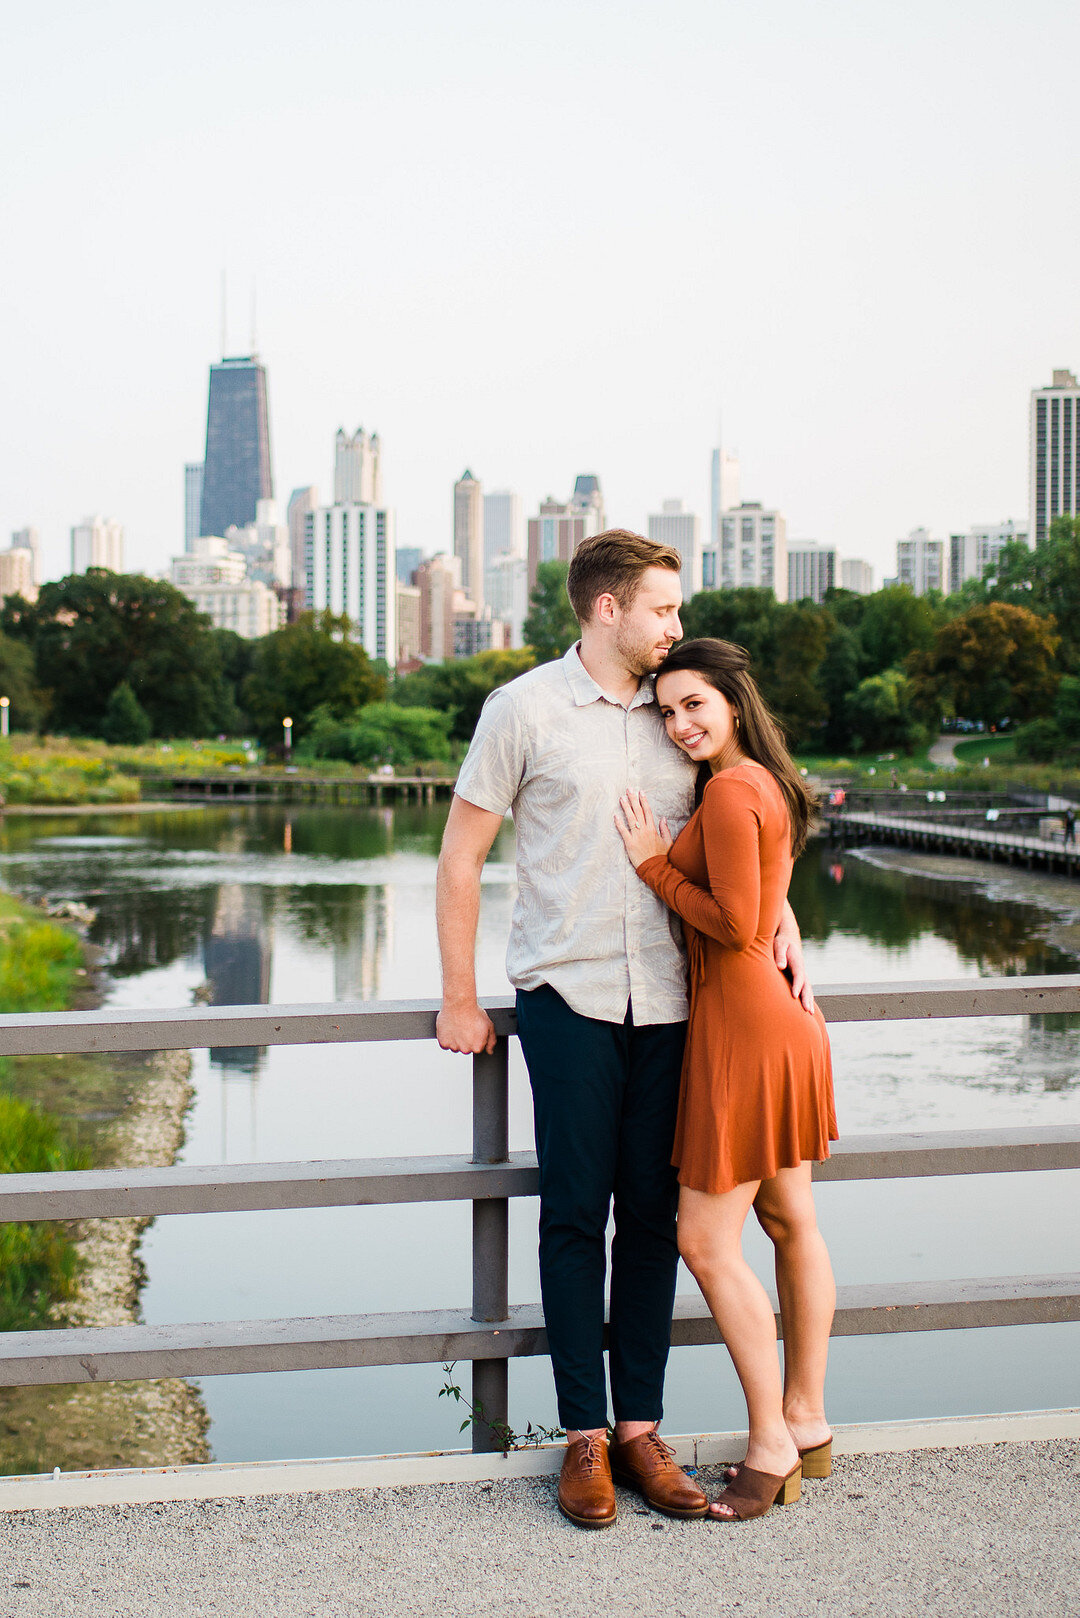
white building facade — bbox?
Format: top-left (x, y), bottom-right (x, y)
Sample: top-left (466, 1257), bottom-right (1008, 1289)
top-left (225, 497), bottom-right (291, 588)
top-left (718, 503), bottom-right (787, 600)
top-left (896, 528), bottom-right (944, 595)
top-left (334, 429), bottom-right (381, 506)
top-left (0, 547), bottom-right (37, 604)
top-left (170, 538), bottom-right (283, 638)
top-left (787, 542), bottom-right (837, 604)
top-left (304, 502), bottom-right (397, 664)
top-left (1029, 369), bottom-right (1080, 546)
top-left (454, 470), bottom-right (484, 609)
top-left (648, 499), bottom-right (701, 600)
top-left (948, 520), bottom-right (1028, 593)
top-left (71, 515), bottom-right (123, 574)
top-left (840, 557), bottom-right (874, 595)
top-left (184, 463), bottom-right (204, 550)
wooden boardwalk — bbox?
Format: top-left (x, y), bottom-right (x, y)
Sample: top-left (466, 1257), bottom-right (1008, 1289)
top-left (154, 772), bottom-right (457, 805)
top-left (828, 808), bottom-right (1080, 875)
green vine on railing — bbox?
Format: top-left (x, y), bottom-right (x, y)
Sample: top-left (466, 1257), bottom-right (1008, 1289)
top-left (438, 1363), bottom-right (564, 1452)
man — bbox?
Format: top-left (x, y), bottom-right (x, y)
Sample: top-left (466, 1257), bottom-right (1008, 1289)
top-left (436, 530), bottom-right (812, 1529)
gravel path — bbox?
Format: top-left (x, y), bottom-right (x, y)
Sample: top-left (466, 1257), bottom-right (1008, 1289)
top-left (0, 1439), bottom-right (1077, 1617)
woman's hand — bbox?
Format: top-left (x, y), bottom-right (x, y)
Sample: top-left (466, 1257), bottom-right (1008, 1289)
top-left (615, 789), bottom-right (673, 869)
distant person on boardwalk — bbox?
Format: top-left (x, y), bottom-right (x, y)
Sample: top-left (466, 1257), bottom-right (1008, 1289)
top-left (1064, 807), bottom-right (1076, 847)
top-left (615, 637), bottom-right (838, 1522)
top-left (435, 533), bottom-right (813, 1530)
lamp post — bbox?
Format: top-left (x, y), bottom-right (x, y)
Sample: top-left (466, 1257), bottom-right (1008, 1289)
top-left (282, 716), bottom-right (292, 760)
top-left (0, 697), bottom-right (9, 739)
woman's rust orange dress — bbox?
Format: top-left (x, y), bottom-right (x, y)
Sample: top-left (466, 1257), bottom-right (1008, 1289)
top-left (637, 759), bottom-right (837, 1195)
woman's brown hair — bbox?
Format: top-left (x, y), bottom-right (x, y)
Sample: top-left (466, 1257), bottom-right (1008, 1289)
top-left (656, 638), bottom-right (817, 857)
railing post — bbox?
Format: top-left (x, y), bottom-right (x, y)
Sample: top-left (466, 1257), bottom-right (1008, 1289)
top-left (471, 1035), bottom-right (509, 1452)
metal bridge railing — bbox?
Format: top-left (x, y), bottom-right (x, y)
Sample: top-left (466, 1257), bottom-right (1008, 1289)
top-left (1, 979), bottom-right (1079, 1452)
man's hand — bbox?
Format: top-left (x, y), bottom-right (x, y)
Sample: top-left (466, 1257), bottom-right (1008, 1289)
top-left (773, 905), bottom-right (815, 1014)
top-left (436, 1001), bottom-right (498, 1055)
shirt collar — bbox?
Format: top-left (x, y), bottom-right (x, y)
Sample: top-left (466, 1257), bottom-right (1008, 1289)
top-left (561, 642), bottom-right (657, 712)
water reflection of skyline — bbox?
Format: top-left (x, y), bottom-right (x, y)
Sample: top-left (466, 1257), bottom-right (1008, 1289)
top-left (204, 884), bottom-right (273, 1071)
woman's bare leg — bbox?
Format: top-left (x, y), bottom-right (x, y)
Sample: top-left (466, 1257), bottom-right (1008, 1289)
top-left (678, 1183), bottom-right (799, 1518)
top-left (753, 1163), bottom-right (835, 1452)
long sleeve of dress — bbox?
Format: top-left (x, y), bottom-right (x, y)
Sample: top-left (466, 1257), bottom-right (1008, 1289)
top-left (636, 773), bottom-right (763, 950)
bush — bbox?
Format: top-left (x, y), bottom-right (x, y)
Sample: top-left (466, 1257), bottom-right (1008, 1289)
top-left (301, 702), bottom-right (453, 767)
top-left (0, 1093), bottom-right (87, 1330)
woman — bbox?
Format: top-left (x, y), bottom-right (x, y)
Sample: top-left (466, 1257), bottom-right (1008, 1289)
top-left (614, 638), bottom-right (838, 1523)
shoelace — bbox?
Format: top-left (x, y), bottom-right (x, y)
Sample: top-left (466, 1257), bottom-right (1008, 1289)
top-left (641, 1429), bottom-right (677, 1467)
top-left (577, 1434), bottom-right (607, 1474)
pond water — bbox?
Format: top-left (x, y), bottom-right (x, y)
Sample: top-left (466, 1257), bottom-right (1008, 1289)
top-left (1, 804), bottom-right (1077, 1461)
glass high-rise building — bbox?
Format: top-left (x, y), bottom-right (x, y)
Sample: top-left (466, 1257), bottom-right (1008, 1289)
top-left (1029, 369), bottom-right (1080, 546)
top-left (199, 356), bottom-right (273, 540)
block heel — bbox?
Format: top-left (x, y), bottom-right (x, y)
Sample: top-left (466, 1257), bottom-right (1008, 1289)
top-left (799, 1439), bottom-right (832, 1479)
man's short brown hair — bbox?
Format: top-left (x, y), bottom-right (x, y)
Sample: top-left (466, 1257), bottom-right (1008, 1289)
top-left (565, 529), bottom-right (682, 624)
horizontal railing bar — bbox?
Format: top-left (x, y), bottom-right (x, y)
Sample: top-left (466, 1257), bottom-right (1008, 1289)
top-left (1, 1274), bottom-right (1076, 1385)
top-left (0, 1000), bottom-right (517, 1057)
top-left (1, 1129), bottom-right (1078, 1221)
top-left (0, 1153), bottom-right (542, 1220)
top-left (1, 976), bottom-right (1078, 1057)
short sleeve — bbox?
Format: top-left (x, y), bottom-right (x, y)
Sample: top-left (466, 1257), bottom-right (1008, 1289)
top-left (453, 686), bottom-right (527, 816)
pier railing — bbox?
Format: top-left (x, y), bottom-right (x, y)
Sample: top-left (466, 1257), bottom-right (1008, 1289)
top-left (1, 978), bottom-right (1079, 1452)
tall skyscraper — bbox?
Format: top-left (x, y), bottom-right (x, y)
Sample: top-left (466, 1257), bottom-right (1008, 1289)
top-left (454, 470), bottom-right (483, 606)
top-left (304, 500), bottom-right (397, 663)
top-left (184, 463), bottom-right (204, 551)
top-left (10, 527), bottom-right (40, 586)
top-left (287, 486), bottom-right (319, 598)
top-left (71, 516), bottom-right (123, 574)
top-left (896, 528), bottom-right (944, 595)
top-left (787, 542), bottom-right (837, 603)
top-left (334, 428), bottom-right (381, 505)
top-left (718, 503), bottom-right (787, 599)
top-left (483, 489), bottom-right (524, 571)
top-left (198, 356), bottom-right (273, 540)
top-left (1029, 369), bottom-right (1080, 545)
top-left (647, 499), bottom-right (701, 600)
top-left (704, 447), bottom-right (740, 588)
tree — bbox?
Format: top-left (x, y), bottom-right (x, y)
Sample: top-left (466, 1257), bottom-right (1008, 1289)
top-left (301, 702), bottom-right (453, 766)
top-left (523, 562), bottom-right (578, 663)
top-left (906, 602), bottom-right (1060, 727)
top-left (241, 612), bottom-right (386, 744)
top-left (844, 668), bottom-right (929, 754)
top-left (0, 629), bottom-right (44, 732)
top-left (817, 622), bottom-right (863, 751)
top-left (986, 517), bottom-right (1080, 670)
top-left (679, 588), bottom-right (780, 667)
top-left (857, 586), bottom-right (940, 679)
top-left (4, 571), bottom-right (227, 737)
top-left (395, 649), bottom-right (534, 742)
top-left (100, 681), bottom-right (152, 745)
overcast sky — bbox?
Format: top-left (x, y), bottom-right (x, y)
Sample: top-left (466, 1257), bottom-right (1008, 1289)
top-left (3, 0), bottom-right (1078, 587)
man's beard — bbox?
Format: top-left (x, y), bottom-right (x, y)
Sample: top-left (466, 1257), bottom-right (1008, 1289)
top-left (615, 623), bottom-right (671, 678)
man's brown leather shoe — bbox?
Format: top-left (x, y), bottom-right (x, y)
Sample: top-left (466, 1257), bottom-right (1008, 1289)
top-left (557, 1434), bottom-right (618, 1529)
top-left (609, 1426), bottom-right (709, 1519)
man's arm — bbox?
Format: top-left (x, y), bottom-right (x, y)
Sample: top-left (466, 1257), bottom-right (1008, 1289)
top-left (435, 794), bottom-right (506, 1054)
top-left (773, 898), bottom-right (815, 1014)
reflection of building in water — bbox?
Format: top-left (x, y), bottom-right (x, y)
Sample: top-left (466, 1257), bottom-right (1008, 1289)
top-left (1019, 1012), bottom-right (1080, 1094)
top-left (204, 884), bottom-right (273, 1070)
top-left (332, 886), bottom-right (391, 1002)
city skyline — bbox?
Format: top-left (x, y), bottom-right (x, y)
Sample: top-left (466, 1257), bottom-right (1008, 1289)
top-left (4, 1), bottom-right (1078, 586)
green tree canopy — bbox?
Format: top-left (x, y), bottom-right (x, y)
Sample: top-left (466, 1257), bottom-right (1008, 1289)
top-left (856, 586), bottom-right (940, 678)
top-left (0, 627), bottom-right (44, 732)
top-left (395, 648), bottom-right (534, 742)
top-left (844, 668), bottom-right (929, 754)
top-left (301, 702), bottom-right (453, 767)
top-left (100, 681), bottom-right (152, 745)
top-left (523, 561), bottom-right (579, 663)
top-left (906, 602), bottom-right (1060, 727)
top-left (242, 612), bottom-right (387, 744)
top-left (984, 516), bottom-right (1080, 670)
top-left (1, 571), bottom-right (230, 737)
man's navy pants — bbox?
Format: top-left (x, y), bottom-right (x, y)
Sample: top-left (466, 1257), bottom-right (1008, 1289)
top-left (515, 984), bottom-right (686, 1432)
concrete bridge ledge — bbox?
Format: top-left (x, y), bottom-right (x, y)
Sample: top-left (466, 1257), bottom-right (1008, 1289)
top-left (1, 1407), bottom-right (1076, 1513)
